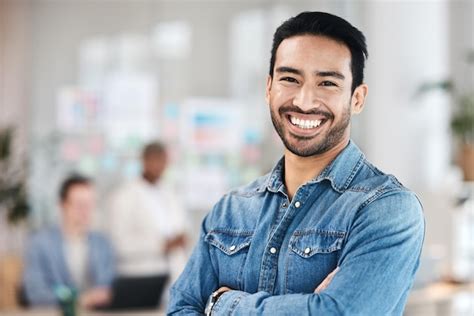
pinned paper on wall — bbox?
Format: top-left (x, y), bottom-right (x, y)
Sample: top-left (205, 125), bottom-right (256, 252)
top-left (103, 71), bottom-right (159, 149)
top-left (60, 140), bottom-right (82, 162)
top-left (57, 87), bottom-right (102, 132)
top-left (162, 102), bottom-right (181, 141)
top-left (180, 98), bottom-right (244, 154)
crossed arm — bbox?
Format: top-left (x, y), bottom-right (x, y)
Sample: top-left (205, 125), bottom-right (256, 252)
top-left (168, 192), bottom-right (424, 315)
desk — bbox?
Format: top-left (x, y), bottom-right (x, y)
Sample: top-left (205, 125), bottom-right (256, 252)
top-left (0, 309), bottom-right (164, 316)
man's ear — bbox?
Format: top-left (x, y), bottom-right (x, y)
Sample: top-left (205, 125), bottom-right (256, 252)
top-left (351, 83), bottom-right (368, 114)
top-left (265, 75), bottom-right (272, 105)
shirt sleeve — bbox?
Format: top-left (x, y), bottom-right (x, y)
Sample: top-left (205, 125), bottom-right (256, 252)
top-left (91, 234), bottom-right (116, 288)
top-left (22, 236), bottom-right (58, 306)
top-left (168, 212), bottom-right (219, 315)
top-left (170, 190), bottom-right (425, 315)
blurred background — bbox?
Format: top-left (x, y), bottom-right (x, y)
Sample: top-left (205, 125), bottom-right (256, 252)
top-left (0, 0), bottom-right (473, 315)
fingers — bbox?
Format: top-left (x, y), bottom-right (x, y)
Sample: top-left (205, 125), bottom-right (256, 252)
top-left (217, 286), bottom-right (232, 293)
top-left (314, 266), bottom-right (340, 293)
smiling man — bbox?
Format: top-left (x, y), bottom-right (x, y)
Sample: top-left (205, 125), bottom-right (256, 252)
top-left (168, 12), bottom-right (424, 315)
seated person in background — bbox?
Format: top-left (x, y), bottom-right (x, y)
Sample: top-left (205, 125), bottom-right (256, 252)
top-left (22, 175), bottom-right (115, 308)
top-left (107, 141), bottom-right (187, 281)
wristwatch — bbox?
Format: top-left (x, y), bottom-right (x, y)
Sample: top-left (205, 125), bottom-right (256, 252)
top-left (204, 288), bottom-right (227, 316)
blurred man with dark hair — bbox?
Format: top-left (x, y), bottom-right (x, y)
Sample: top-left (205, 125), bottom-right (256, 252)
top-left (169, 11), bottom-right (424, 315)
top-left (107, 141), bottom-right (187, 282)
top-left (22, 175), bottom-right (115, 308)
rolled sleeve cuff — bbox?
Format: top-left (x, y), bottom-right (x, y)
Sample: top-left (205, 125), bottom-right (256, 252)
top-left (212, 290), bottom-right (250, 315)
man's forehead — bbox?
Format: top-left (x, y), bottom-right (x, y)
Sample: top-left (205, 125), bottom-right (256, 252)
top-left (67, 184), bottom-right (93, 196)
top-left (274, 35), bottom-right (352, 75)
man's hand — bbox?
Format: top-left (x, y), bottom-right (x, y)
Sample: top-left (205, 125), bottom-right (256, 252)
top-left (80, 287), bottom-right (112, 309)
top-left (215, 267), bottom-right (339, 297)
top-left (216, 286), bottom-right (233, 293)
top-left (314, 267), bottom-right (340, 293)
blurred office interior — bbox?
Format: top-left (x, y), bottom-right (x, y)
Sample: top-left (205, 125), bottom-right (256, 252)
top-left (0, 0), bottom-right (473, 315)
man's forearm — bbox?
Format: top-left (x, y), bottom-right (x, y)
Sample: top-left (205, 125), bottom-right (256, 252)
top-left (211, 290), bottom-right (342, 316)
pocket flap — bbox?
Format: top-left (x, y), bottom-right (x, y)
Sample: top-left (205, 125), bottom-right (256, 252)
top-left (289, 229), bottom-right (345, 258)
top-left (205, 230), bottom-right (253, 255)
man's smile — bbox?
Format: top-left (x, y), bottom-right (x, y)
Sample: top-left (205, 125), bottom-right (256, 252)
top-left (284, 111), bottom-right (330, 137)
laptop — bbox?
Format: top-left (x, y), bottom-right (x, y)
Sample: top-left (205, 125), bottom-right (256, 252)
top-left (102, 274), bottom-right (169, 310)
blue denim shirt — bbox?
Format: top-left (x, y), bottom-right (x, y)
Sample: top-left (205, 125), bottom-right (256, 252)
top-left (168, 141), bottom-right (424, 315)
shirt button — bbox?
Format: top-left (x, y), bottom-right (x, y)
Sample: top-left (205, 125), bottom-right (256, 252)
top-left (282, 202), bottom-right (288, 208)
top-left (270, 247), bottom-right (277, 254)
top-left (229, 245), bottom-right (236, 251)
top-left (304, 247), bottom-right (311, 254)
top-left (295, 201), bottom-right (301, 208)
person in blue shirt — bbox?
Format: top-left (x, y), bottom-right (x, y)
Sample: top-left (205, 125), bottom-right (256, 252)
top-left (168, 11), bottom-right (424, 316)
top-left (22, 175), bottom-right (115, 308)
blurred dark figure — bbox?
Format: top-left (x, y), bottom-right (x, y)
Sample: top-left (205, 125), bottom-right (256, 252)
top-left (107, 141), bottom-right (187, 281)
top-left (22, 175), bottom-right (115, 308)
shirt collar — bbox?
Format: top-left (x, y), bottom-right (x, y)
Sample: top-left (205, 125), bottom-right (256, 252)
top-left (264, 140), bottom-right (365, 194)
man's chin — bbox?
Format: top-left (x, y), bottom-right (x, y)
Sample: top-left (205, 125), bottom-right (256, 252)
top-left (284, 143), bottom-right (325, 157)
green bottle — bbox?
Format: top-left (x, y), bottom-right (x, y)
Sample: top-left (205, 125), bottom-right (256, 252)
top-left (54, 285), bottom-right (77, 316)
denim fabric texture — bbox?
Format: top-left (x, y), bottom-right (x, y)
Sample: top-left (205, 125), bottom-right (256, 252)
top-left (22, 226), bottom-right (116, 305)
top-left (168, 140), bottom-right (425, 315)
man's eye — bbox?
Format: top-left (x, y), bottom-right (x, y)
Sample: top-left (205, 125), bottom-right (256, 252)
top-left (320, 81), bottom-right (337, 87)
top-left (280, 77), bottom-right (298, 83)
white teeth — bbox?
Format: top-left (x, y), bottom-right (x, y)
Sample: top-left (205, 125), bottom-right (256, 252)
top-left (289, 116), bottom-right (322, 129)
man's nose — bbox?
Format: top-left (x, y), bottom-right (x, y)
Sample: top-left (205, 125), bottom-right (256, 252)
top-left (293, 84), bottom-right (319, 111)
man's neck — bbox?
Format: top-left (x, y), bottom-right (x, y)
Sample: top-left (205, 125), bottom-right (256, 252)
top-left (142, 173), bottom-right (159, 185)
top-left (284, 139), bottom-right (349, 200)
top-left (62, 222), bottom-right (86, 240)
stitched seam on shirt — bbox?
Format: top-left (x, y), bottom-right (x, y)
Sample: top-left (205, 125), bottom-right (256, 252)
top-left (363, 160), bottom-right (383, 176)
top-left (387, 174), bottom-right (406, 189)
top-left (284, 250), bottom-right (290, 294)
top-left (209, 229), bottom-right (254, 236)
top-left (292, 229), bottom-right (346, 237)
top-left (346, 187), bottom-right (371, 193)
top-left (357, 187), bottom-right (403, 211)
top-left (231, 190), bottom-right (265, 198)
top-left (206, 240), bottom-right (251, 255)
top-left (342, 154), bottom-right (365, 190)
top-left (228, 293), bottom-right (247, 315)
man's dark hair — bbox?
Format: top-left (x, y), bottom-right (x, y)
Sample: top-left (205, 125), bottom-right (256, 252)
top-left (269, 11), bottom-right (368, 93)
top-left (59, 174), bottom-right (91, 202)
top-left (142, 141), bottom-right (166, 159)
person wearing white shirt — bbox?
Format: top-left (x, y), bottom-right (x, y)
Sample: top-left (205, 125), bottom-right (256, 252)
top-left (107, 142), bottom-right (187, 278)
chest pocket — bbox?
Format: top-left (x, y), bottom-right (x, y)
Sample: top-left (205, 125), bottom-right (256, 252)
top-left (205, 230), bottom-right (253, 289)
top-left (285, 229), bottom-right (345, 294)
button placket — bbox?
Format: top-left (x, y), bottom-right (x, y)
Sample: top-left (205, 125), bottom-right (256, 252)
top-left (258, 190), bottom-right (310, 293)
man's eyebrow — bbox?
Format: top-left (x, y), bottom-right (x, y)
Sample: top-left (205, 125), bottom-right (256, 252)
top-left (275, 67), bottom-right (345, 80)
top-left (315, 71), bottom-right (345, 80)
top-left (275, 66), bottom-right (302, 76)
